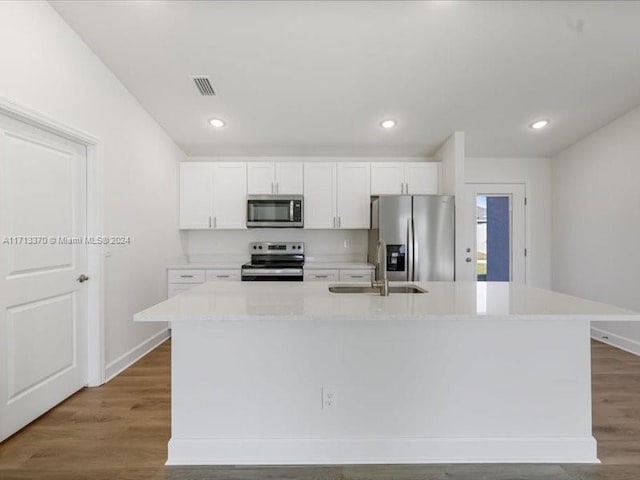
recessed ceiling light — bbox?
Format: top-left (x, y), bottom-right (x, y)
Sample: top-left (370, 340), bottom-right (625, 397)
top-left (380, 119), bottom-right (397, 129)
top-left (530, 119), bottom-right (550, 130)
top-left (209, 118), bottom-right (225, 128)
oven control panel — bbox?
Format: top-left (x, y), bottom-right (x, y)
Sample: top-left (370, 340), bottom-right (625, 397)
top-left (249, 242), bottom-right (304, 253)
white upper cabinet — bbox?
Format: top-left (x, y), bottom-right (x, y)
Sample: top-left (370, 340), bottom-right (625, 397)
top-left (247, 163), bottom-right (275, 195)
top-left (303, 163), bottom-right (336, 229)
top-left (371, 162), bottom-right (440, 195)
top-left (247, 162), bottom-right (303, 195)
top-left (304, 162), bottom-right (369, 229)
top-left (369, 163), bottom-right (406, 195)
top-left (336, 163), bottom-right (370, 229)
top-left (180, 160), bottom-right (441, 231)
top-left (405, 163), bottom-right (440, 195)
top-left (179, 162), bottom-right (247, 230)
top-left (212, 163), bottom-right (247, 229)
top-left (275, 163), bottom-right (303, 194)
top-left (180, 163), bottom-right (212, 229)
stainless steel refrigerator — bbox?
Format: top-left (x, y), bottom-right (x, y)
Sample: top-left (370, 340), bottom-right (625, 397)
top-left (368, 195), bottom-right (455, 281)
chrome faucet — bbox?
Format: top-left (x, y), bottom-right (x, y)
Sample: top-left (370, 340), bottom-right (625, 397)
top-left (372, 240), bottom-right (390, 296)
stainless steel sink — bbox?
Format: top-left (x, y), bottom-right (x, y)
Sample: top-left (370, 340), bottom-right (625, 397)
top-left (328, 284), bottom-right (427, 294)
top-left (388, 285), bottom-right (428, 294)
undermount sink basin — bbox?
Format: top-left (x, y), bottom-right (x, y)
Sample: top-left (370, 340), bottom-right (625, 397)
top-left (328, 284), bottom-right (428, 294)
top-left (388, 285), bottom-right (428, 294)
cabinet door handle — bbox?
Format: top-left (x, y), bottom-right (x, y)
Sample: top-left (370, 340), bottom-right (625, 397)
top-left (405, 182), bottom-right (409, 194)
top-left (209, 216), bottom-right (212, 228)
top-left (315, 275), bottom-right (329, 278)
top-left (333, 217), bottom-right (336, 228)
top-left (350, 275), bottom-right (364, 278)
top-left (216, 275), bottom-right (230, 278)
top-left (276, 182), bottom-right (279, 194)
top-left (213, 217), bottom-right (217, 229)
top-left (338, 216), bottom-right (341, 228)
top-left (180, 275), bottom-right (194, 278)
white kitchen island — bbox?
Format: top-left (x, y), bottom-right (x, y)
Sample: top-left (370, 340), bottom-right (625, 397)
top-left (134, 281), bottom-right (639, 465)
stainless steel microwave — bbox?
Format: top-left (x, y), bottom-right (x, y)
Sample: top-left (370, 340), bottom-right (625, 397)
top-left (247, 195), bottom-right (303, 228)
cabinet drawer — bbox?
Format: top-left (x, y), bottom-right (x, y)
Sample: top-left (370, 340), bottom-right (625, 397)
top-left (168, 269), bottom-right (206, 284)
top-left (339, 270), bottom-right (373, 282)
top-left (304, 269), bottom-right (340, 281)
top-left (168, 283), bottom-right (197, 298)
top-left (206, 269), bottom-right (241, 281)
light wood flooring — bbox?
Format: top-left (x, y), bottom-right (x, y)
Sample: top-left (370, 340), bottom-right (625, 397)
top-left (1, 339), bottom-right (639, 479)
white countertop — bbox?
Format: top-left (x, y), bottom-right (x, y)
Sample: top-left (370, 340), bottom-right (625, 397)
top-left (136, 281), bottom-right (639, 322)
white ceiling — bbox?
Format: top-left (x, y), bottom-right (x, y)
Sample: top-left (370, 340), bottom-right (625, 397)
top-left (51, 1), bottom-right (640, 158)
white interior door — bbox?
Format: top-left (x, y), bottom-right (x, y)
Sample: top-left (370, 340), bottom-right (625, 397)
top-left (458, 183), bottom-right (526, 283)
top-left (0, 114), bottom-right (88, 441)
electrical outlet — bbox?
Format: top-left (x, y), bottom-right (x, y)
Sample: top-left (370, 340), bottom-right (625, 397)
top-left (322, 386), bottom-right (336, 409)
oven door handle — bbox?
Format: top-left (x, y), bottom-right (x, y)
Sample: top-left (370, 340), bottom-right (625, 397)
top-left (242, 268), bottom-right (304, 276)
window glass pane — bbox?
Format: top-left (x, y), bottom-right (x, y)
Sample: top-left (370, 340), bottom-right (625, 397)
top-left (476, 195), bottom-right (511, 281)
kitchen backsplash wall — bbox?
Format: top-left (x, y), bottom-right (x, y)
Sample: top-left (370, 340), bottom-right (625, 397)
top-left (187, 229), bottom-right (369, 264)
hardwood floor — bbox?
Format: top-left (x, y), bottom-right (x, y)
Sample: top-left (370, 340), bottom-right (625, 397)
top-left (1, 339), bottom-right (640, 479)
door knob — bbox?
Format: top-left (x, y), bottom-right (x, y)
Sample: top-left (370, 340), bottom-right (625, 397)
top-left (465, 257), bottom-right (472, 263)
top-left (77, 274), bottom-right (90, 283)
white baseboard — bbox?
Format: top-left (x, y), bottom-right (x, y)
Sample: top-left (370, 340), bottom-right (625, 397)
top-left (166, 436), bottom-right (598, 465)
top-left (105, 328), bottom-right (170, 382)
top-left (591, 326), bottom-right (640, 357)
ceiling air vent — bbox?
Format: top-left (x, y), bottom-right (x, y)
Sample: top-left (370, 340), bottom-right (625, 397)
top-left (190, 76), bottom-right (215, 96)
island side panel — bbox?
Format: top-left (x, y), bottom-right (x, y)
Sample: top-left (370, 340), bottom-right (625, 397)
top-left (168, 317), bottom-right (596, 465)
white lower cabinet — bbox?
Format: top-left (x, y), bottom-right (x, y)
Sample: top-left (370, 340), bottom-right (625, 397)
top-left (167, 267), bottom-right (240, 298)
top-left (168, 269), bottom-right (206, 284)
top-left (339, 269), bottom-right (373, 282)
top-left (305, 267), bottom-right (374, 282)
top-left (168, 283), bottom-right (197, 298)
top-left (206, 269), bottom-right (241, 281)
top-left (304, 269), bottom-right (340, 281)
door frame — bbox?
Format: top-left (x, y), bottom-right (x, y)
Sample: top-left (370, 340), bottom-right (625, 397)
top-left (0, 97), bottom-right (105, 387)
top-left (465, 182), bottom-right (527, 284)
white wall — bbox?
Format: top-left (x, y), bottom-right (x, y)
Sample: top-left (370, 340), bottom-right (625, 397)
top-left (188, 229), bottom-right (368, 264)
top-left (465, 157), bottom-right (551, 288)
top-left (552, 105), bottom-right (640, 354)
top-left (0, 2), bottom-right (185, 378)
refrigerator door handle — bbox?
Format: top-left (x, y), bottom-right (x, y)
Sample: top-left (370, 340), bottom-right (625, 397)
top-left (407, 218), bottom-right (413, 281)
top-left (412, 218), bottom-right (418, 282)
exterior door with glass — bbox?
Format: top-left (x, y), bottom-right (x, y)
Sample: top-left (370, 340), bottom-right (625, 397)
top-left (459, 183), bottom-right (526, 283)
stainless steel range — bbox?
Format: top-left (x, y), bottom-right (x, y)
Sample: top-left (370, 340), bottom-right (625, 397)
top-left (241, 242), bottom-right (305, 281)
